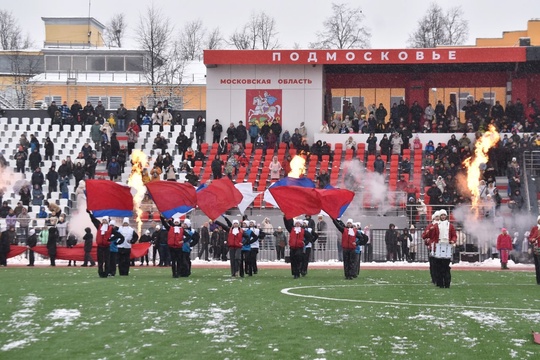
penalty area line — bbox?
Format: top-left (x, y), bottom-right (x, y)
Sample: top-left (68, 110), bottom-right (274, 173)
top-left (280, 284), bottom-right (540, 312)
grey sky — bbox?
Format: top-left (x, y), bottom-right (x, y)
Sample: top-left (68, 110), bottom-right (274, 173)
top-left (4, 0), bottom-right (540, 50)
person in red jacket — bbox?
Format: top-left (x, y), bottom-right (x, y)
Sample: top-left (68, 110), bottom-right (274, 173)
top-left (496, 228), bottom-right (513, 270)
top-left (332, 218), bottom-right (360, 280)
top-left (87, 210), bottom-right (123, 278)
top-left (528, 216), bottom-right (540, 284)
top-left (283, 217), bottom-right (313, 279)
top-left (215, 216), bottom-right (252, 278)
top-left (422, 211), bottom-right (440, 285)
top-left (428, 209), bottom-right (456, 288)
top-left (161, 215), bottom-right (184, 278)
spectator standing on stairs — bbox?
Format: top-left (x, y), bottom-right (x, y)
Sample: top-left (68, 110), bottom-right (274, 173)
top-left (116, 103), bottom-right (128, 132)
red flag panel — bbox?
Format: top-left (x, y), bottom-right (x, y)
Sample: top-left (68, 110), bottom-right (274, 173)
top-left (316, 188), bottom-right (355, 219)
top-left (269, 186), bottom-right (322, 218)
top-left (197, 178), bottom-right (243, 220)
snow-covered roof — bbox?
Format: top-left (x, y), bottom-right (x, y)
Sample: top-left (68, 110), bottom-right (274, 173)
top-left (30, 61), bottom-right (207, 86)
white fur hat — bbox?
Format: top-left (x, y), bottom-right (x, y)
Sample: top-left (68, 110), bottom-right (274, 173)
top-left (243, 220), bottom-right (250, 227)
top-left (537, 215), bottom-right (540, 222)
top-left (355, 222), bottom-right (361, 228)
top-left (110, 220), bottom-right (116, 226)
top-left (431, 213), bottom-right (437, 221)
top-left (232, 220), bottom-right (240, 225)
top-left (433, 210), bottom-right (441, 218)
top-left (29, 229), bottom-right (35, 236)
top-left (346, 218), bottom-right (354, 224)
top-left (439, 209), bottom-right (447, 216)
top-left (155, 224), bottom-right (161, 230)
top-left (145, 229), bottom-right (150, 235)
top-left (303, 220), bottom-right (309, 226)
top-left (122, 217), bottom-right (130, 225)
top-left (294, 218), bottom-right (302, 225)
top-left (183, 219), bottom-right (191, 227)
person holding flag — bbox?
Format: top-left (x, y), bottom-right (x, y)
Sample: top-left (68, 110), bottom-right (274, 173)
top-left (116, 217), bottom-right (139, 276)
top-left (301, 220), bottom-right (318, 277)
top-left (87, 210), bottom-right (123, 278)
top-left (161, 215), bottom-right (184, 278)
top-left (180, 219), bottom-right (199, 277)
top-left (332, 218), bottom-right (363, 280)
top-left (283, 217), bottom-right (314, 279)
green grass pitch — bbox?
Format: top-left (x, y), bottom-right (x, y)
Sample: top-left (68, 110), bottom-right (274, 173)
top-left (1, 267), bottom-right (539, 359)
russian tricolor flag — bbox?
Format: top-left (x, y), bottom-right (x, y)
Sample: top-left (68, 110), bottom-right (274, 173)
top-left (145, 181), bottom-right (198, 219)
top-left (86, 180), bottom-right (134, 217)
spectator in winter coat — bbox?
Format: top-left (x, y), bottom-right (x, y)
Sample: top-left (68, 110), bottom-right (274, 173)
top-left (211, 119), bottom-right (223, 144)
top-left (116, 103), bottom-right (128, 132)
top-left (373, 155), bottom-right (385, 175)
top-left (496, 228), bottom-right (512, 269)
top-left (44, 137), bottom-right (54, 161)
top-left (32, 184), bottom-right (44, 206)
top-left (107, 157), bottom-right (120, 181)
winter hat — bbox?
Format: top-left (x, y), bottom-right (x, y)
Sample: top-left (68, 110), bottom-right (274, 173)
top-left (109, 220), bottom-right (116, 226)
top-left (243, 220), bottom-right (250, 227)
top-left (183, 219), bottom-right (191, 227)
top-left (294, 218), bottom-right (302, 226)
top-left (439, 209), bottom-right (447, 216)
top-left (145, 229), bottom-right (150, 235)
top-left (122, 217), bottom-right (130, 225)
top-left (537, 215), bottom-right (540, 222)
top-left (29, 229), bottom-right (35, 236)
top-left (355, 222), bottom-right (361, 228)
top-left (410, 225), bottom-right (415, 229)
top-left (155, 225), bottom-right (161, 230)
top-left (303, 220), bottom-right (309, 226)
top-left (346, 218), bottom-right (354, 225)
top-left (501, 228), bottom-right (507, 232)
top-left (232, 220), bottom-right (240, 225)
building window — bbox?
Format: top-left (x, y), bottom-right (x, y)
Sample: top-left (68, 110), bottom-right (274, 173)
top-left (458, 92), bottom-right (471, 111)
top-left (59, 56), bottom-right (71, 71)
top-left (87, 96), bottom-right (122, 110)
top-left (125, 56), bottom-right (144, 72)
top-left (44, 96), bottom-right (62, 105)
top-left (45, 56), bottom-right (59, 71)
top-left (72, 56), bottom-right (86, 71)
top-left (483, 92), bottom-right (496, 105)
top-left (106, 57), bottom-right (124, 71)
top-left (390, 96), bottom-right (403, 107)
top-left (88, 56), bottom-right (106, 71)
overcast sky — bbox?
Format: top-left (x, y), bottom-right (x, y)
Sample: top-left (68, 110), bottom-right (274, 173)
top-left (3, 0), bottom-right (540, 50)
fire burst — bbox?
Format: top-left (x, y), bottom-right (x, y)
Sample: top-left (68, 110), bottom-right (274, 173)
top-left (128, 150), bottom-right (149, 235)
top-left (288, 155), bottom-right (306, 178)
top-left (462, 125), bottom-right (500, 211)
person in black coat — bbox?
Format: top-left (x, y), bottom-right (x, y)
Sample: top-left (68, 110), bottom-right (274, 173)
top-left (26, 228), bottom-right (38, 266)
top-left (0, 228), bottom-right (11, 266)
top-left (384, 224), bottom-right (399, 262)
top-left (211, 119), bottom-right (223, 144)
top-left (211, 155), bottom-right (223, 179)
top-left (81, 227), bottom-right (95, 267)
top-left (47, 217), bottom-right (59, 266)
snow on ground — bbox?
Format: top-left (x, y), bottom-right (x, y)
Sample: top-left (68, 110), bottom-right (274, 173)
top-left (461, 310), bottom-right (506, 328)
top-left (0, 294), bottom-right (41, 351)
top-left (5, 253), bottom-right (535, 270)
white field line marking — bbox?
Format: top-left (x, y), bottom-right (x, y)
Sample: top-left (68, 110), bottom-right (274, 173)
top-left (281, 284), bottom-right (540, 312)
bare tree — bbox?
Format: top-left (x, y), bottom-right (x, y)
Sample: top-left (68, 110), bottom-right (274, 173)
top-left (408, 3), bottom-right (468, 48)
top-left (230, 24), bottom-right (255, 50)
top-left (309, 3), bottom-right (370, 49)
top-left (136, 5), bottom-right (173, 103)
top-left (9, 52), bottom-right (42, 108)
top-left (257, 12), bottom-right (279, 50)
top-left (444, 6), bottom-right (469, 46)
top-left (178, 19), bottom-right (206, 61)
top-left (229, 11), bottom-right (279, 50)
top-left (206, 27), bottom-right (223, 50)
top-left (0, 9), bottom-right (31, 50)
top-left (104, 13), bottom-right (127, 48)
